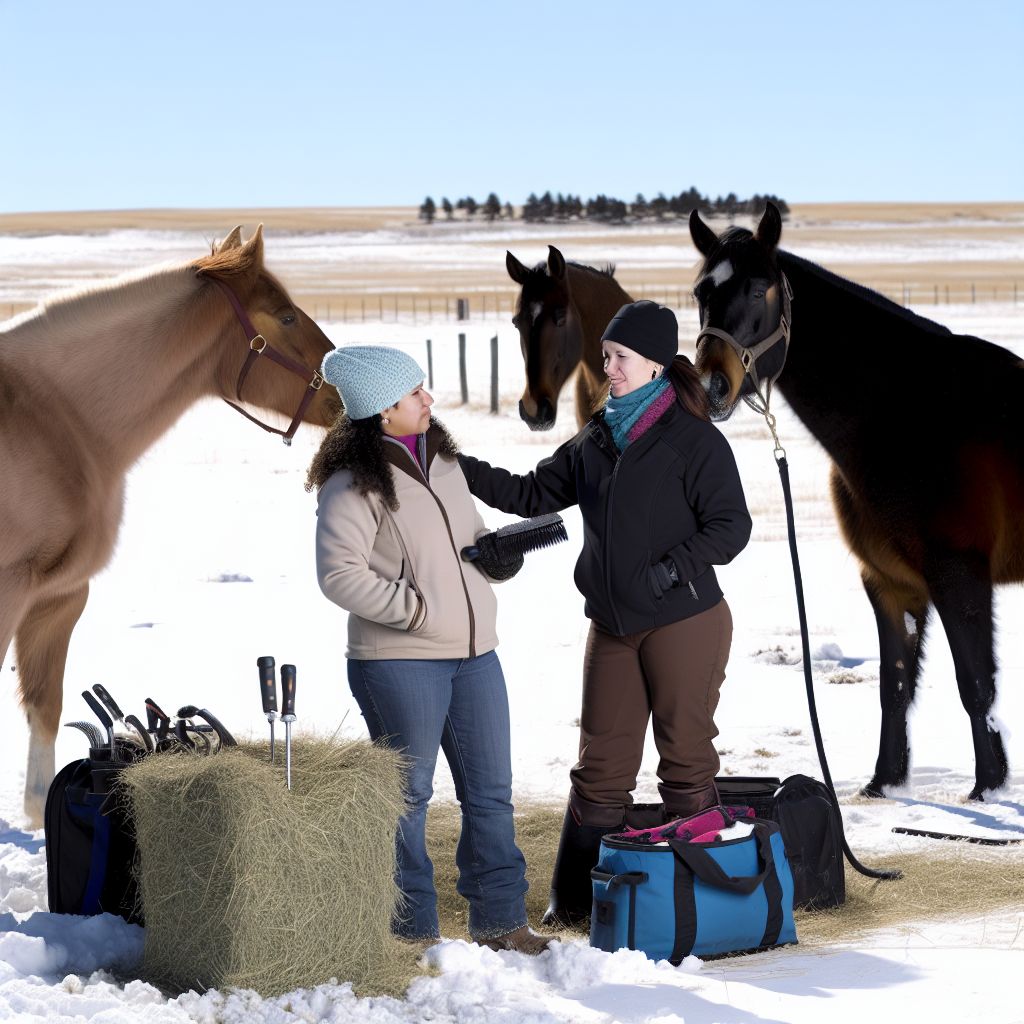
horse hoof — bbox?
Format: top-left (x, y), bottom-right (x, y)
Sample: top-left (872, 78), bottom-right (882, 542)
top-left (859, 781), bottom-right (888, 799)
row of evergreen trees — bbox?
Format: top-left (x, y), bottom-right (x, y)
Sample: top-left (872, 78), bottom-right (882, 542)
top-left (418, 189), bottom-right (789, 224)
top-left (419, 195), bottom-right (513, 223)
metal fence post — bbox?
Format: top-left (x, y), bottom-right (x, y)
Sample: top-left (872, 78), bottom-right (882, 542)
top-left (490, 335), bottom-right (499, 414)
top-left (459, 333), bottom-right (468, 404)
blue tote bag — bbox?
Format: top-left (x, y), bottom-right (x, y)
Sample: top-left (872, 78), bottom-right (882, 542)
top-left (590, 817), bottom-right (797, 962)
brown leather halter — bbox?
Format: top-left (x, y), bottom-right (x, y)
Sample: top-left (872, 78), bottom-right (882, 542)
top-left (210, 277), bottom-right (325, 445)
top-left (696, 273), bottom-right (793, 416)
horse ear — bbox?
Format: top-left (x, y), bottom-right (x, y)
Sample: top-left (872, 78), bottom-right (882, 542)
top-left (689, 209), bottom-right (718, 257)
top-left (240, 223), bottom-right (265, 268)
top-left (215, 226), bottom-right (244, 254)
top-left (755, 202), bottom-right (782, 252)
top-left (547, 245), bottom-right (566, 281)
top-left (506, 250), bottom-right (530, 285)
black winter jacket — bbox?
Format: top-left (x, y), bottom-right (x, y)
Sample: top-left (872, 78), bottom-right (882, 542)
top-left (458, 402), bottom-right (752, 636)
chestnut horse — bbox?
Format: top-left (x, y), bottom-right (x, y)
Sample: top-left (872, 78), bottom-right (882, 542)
top-left (506, 245), bottom-right (632, 430)
top-left (0, 226), bottom-right (338, 825)
top-left (688, 203), bottom-right (1023, 800)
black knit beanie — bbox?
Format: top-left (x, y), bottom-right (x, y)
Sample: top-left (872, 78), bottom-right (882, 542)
top-left (600, 300), bottom-right (678, 366)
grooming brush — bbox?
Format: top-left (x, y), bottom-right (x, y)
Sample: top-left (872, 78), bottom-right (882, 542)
top-left (461, 512), bottom-right (568, 563)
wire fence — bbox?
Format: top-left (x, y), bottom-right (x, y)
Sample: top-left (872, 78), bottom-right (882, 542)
top-left (3, 280), bottom-right (1020, 324)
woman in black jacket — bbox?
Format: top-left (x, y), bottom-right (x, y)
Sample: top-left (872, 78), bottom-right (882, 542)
top-left (458, 300), bottom-right (752, 926)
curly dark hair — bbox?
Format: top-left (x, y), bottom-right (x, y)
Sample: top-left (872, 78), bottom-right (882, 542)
top-left (305, 414), bottom-right (461, 511)
top-left (305, 413), bottom-right (400, 509)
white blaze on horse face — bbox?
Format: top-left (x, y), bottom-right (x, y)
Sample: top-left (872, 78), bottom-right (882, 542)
top-left (710, 260), bottom-right (734, 288)
top-left (530, 302), bottom-right (543, 324)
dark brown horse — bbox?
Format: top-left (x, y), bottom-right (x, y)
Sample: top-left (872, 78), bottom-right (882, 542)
top-left (688, 202), bottom-right (1023, 801)
top-left (506, 245), bottom-right (632, 430)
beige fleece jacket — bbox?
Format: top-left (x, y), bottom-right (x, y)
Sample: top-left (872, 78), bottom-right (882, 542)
top-left (315, 435), bottom-right (499, 660)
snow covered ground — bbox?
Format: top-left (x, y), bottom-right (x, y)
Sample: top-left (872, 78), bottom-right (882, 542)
top-left (0, 233), bottom-right (1022, 1021)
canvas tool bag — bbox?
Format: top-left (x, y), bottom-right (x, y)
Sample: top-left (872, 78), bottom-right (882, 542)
top-left (590, 808), bottom-right (797, 962)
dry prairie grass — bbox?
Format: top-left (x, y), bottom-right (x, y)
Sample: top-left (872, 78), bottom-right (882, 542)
top-left (2, 202), bottom-right (1021, 319)
top-left (2, 200), bottom-right (1021, 235)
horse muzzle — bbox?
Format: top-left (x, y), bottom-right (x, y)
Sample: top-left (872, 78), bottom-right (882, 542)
top-left (518, 397), bottom-right (556, 431)
top-left (705, 371), bottom-right (739, 421)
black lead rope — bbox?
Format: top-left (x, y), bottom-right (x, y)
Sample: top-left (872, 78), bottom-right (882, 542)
top-left (776, 453), bottom-right (903, 882)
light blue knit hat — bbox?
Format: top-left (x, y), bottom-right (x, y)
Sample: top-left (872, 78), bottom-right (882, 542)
top-left (320, 346), bottom-right (426, 421)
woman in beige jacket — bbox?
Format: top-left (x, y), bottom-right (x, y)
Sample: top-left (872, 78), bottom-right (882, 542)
top-left (308, 345), bottom-right (549, 954)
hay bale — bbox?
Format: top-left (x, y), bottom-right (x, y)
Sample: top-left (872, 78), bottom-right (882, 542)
top-left (122, 737), bottom-right (422, 997)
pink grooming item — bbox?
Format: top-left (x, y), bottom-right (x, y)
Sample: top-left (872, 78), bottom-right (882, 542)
top-left (690, 829), bottom-right (723, 843)
top-left (611, 805), bottom-right (754, 845)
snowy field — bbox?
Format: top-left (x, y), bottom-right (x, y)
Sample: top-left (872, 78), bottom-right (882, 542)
top-left (0, 230), bottom-right (1022, 1021)
top-left (2, 214), bottom-right (1023, 306)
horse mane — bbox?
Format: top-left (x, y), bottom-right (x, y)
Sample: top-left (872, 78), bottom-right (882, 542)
top-left (698, 225), bottom-right (953, 339)
top-left (0, 261), bottom-right (196, 345)
top-left (526, 259), bottom-right (618, 281)
top-left (568, 260), bottom-right (617, 280)
top-left (193, 242), bottom-right (263, 279)
top-left (777, 249), bottom-right (954, 338)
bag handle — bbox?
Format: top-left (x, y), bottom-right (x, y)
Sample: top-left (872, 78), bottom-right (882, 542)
top-left (667, 821), bottom-right (775, 896)
top-left (590, 868), bottom-right (648, 889)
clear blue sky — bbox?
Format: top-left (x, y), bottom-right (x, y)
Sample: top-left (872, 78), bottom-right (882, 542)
top-left (2, 0), bottom-right (1021, 211)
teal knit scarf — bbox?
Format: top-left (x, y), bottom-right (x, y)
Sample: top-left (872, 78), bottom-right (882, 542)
top-left (603, 375), bottom-right (671, 451)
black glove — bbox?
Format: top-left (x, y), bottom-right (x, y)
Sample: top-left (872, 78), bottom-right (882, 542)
top-left (648, 557), bottom-right (680, 598)
top-left (464, 532), bottom-right (525, 582)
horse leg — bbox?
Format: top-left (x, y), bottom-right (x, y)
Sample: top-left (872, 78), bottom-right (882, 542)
top-left (922, 550), bottom-right (1007, 800)
top-left (861, 577), bottom-right (930, 797)
top-left (15, 583), bottom-right (90, 828)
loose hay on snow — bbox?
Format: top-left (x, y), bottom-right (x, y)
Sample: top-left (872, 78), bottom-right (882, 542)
top-left (122, 737), bottom-right (422, 998)
top-left (426, 801), bottom-right (1024, 946)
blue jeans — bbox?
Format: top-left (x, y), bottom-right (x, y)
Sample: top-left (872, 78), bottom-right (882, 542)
top-left (348, 651), bottom-right (528, 940)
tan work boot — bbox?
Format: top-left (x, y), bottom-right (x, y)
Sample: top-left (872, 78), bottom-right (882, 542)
top-left (480, 925), bottom-right (555, 956)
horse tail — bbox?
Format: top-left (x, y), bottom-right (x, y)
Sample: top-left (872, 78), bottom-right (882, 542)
top-left (668, 355), bottom-right (711, 421)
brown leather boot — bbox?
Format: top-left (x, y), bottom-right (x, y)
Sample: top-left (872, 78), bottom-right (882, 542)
top-left (660, 782), bottom-right (720, 821)
top-left (480, 925), bottom-right (555, 956)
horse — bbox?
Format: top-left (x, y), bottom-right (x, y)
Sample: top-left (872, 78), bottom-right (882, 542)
top-left (0, 225), bottom-right (339, 825)
top-left (688, 202), bottom-right (1023, 801)
top-left (506, 245), bottom-right (632, 430)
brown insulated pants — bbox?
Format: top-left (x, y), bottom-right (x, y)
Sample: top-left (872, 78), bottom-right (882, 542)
top-left (570, 599), bottom-right (733, 821)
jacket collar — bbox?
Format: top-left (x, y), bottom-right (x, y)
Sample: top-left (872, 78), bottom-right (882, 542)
top-left (382, 420), bottom-right (455, 483)
top-left (589, 400), bottom-right (678, 455)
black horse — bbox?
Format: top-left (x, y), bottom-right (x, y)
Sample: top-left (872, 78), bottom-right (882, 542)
top-left (689, 202), bottom-right (1022, 800)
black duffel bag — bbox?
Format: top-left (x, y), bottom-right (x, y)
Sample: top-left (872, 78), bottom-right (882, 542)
top-left (44, 757), bottom-right (142, 924)
top-left (715, 774), bottom-right (845, 910)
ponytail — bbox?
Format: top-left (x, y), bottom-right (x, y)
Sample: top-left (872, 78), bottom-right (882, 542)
top-left (668, 355), bottom-right (710, 421)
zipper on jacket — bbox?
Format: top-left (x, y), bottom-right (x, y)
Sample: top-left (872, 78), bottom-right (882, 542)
top-left (688, 581), bottom-right (698, 600)
top-left (384, 438), bottom-right (477, 658)
top-left (382, 436), bottom-right (427, 480)
top-left (425, 488), bottom-right (477, 658)
top-left (603, 454), bottom-right (626, 636)
top-left (591, 416), bottom-right (627, 636)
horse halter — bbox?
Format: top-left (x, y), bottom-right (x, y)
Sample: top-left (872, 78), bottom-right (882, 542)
top-left (696, 273), bottom-right (794, 417)
top-left (210, 277), bottom-right (324, 445)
